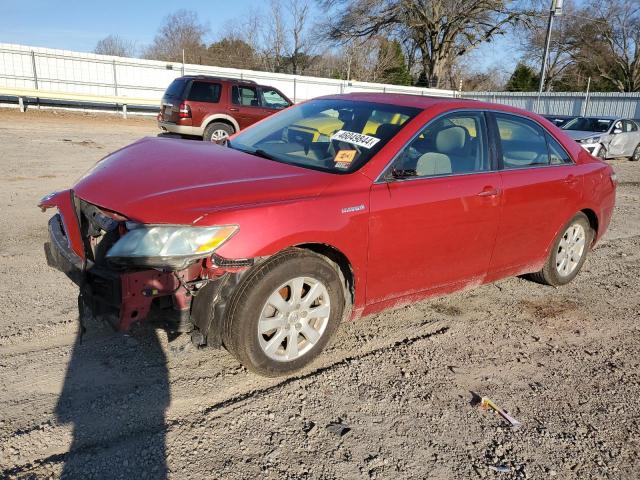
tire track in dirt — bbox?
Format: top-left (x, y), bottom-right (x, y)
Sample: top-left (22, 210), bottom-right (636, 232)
top-left (1, 325), bottom-right (450, 477)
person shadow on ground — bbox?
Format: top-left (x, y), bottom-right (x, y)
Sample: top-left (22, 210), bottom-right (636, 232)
top-left (55, 312), bottom-right (170, 479)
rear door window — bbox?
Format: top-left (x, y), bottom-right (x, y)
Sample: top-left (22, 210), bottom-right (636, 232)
top-left (546, 134), bottom-right (572, 165)
top-left (495, 114), bottom-right (549, 169)
top-left (187, 81), bottom-right (221, 103)
top-left (232, 86), bottom-right (260, 107)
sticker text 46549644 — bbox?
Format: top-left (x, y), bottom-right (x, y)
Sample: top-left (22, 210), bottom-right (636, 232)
top-left (330, 130), bottom-right (381, 149)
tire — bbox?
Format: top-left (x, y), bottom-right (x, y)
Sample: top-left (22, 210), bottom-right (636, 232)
top-left (529, 212), bottom-right (593, 287)
top-left (203, 122), bottom-right (234, 144)
top-left (630, 143), bottom-right (640, 161)
top-left (596, 145), bottom-right (607, 159)
top-left (222, 248), bottom-right (345, 377)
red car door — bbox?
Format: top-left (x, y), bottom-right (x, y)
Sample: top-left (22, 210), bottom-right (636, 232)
top-left (229, 84), bottom-right (269, 129)
top-left (366, 111), bottom-right (502, 306)
top-left (486, 113), bottom-right (583, 281)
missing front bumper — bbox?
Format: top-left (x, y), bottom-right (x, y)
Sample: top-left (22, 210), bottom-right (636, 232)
top-left (45, 213), bottom-right (195, 332)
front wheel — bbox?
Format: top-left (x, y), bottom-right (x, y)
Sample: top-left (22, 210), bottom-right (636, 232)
top-left (630, 143), bottom-right (640, 161)
top-left (596, 145), bottom-right (607, 159)
top-left (222, 249), bottom-right (345, 377)
top-left (529, 212), bottom-right (593, 286)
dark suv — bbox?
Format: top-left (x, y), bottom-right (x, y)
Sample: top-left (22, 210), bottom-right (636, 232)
top-left (158, 75), bottom-right (292, 142)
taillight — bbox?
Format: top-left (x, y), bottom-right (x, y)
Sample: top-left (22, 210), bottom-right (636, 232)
top-left (179, 102), bottom-right (191, 119)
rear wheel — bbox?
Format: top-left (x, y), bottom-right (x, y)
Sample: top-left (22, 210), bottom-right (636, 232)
top-left (203, 122), bottom-right (234, 144)
top-left (631, 143), bottom-right (640, 161)
top-left (222, 249), bottom-right (345, 377)
top-left (529, 212), bottom-right (593, 286)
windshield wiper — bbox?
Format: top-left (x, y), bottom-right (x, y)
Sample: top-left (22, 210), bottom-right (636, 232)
top-left (229, 144), bottom-right (277, 161)
top-left (251, 149), bottom-right (277, 161)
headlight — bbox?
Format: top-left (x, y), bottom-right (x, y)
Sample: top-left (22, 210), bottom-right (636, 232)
top-left (106, 224), bottom-right (238, 269)
top-left (580, 136), bottom-right (601, 144)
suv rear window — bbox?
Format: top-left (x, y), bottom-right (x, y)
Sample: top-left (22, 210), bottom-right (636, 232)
top-left (165, 78), bottom-right (188, 98)
top-left (187, 81), bottom-right (221, 103)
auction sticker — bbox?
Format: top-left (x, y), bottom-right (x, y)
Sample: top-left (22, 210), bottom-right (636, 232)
top-left (331, 130), bottom-right (380, 149)
top-left (335, 149), bottom-right (357, 163)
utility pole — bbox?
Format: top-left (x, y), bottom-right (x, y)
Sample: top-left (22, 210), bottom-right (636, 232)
top-left (582, 76), bottom-right (592, 117)
top-left (535, 0), bottom-right (563, 113)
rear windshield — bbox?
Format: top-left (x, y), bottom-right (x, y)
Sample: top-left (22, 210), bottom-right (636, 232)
top-left (229, 99), bottom-right (420, 174)
top-left (165, 78), bottom-right (188, 98)
top-left (187, 81), bottom-right (221, 103)
top-left (563, 117), bottom-right (613, 132)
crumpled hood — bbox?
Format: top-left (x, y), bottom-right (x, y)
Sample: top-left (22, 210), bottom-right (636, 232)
top-left (563, 130), bottom-right (607, 141)
top-left (73, 137), bottom-right (333, 224)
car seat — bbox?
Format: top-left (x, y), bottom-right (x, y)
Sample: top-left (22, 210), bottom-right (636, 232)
top-left (416, 125), bottom-right (469, 176)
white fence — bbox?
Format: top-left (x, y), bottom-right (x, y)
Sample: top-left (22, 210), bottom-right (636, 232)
top-left (0, 43), bottom-right (455, 107)
top-left (4, 43), bottom-right (639, 118)
top-left (462, 91), bottom-right (640, 119)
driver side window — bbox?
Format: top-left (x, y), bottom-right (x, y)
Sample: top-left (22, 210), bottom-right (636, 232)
top-left (393, 112), bottom-right (489, 178)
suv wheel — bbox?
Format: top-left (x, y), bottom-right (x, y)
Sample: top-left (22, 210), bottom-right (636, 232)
top-left (222, 249), bottom-right (345, 377)
top-left (204, 122), bottom-right (234, 144)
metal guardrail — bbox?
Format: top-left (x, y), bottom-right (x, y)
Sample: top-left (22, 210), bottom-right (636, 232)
top-left (0, 86), bottom-right (158, 117)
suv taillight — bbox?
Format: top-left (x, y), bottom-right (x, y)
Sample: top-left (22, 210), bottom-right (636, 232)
top-left (178, 102), bottom-right (191, 119)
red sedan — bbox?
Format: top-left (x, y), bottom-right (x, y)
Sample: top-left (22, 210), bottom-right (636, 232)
top-left (40, 93), bottom-right (616, 376)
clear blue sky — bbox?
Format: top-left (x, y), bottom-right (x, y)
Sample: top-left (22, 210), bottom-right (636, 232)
top-left (2, 0), bottom-right (525, 75)
top-left (1, 0), bottom-right (259, 52)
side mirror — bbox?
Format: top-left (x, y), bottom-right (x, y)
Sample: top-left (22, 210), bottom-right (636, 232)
top-left (613, 128), bottom-right (623, 135)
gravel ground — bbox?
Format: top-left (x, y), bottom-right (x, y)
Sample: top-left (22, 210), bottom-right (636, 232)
top-left (0, 108), bottom-right (639, 480)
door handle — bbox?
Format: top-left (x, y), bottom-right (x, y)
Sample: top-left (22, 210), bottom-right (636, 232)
top-left (477, 187), bottom-right (501, 197)
top-left (228, 107), bottom-right (239, 112)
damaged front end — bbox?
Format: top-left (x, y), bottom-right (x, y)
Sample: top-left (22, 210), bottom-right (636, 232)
top-left (39, 190), bottom-right (251, 345)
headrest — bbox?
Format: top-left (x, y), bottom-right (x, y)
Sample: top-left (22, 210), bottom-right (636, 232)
top-left (375, 123), bottom-right (402, 140)
top-left (436, 126), bottom-right (466, 153)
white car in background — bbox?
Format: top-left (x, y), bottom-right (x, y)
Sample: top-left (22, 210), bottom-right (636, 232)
top-left (562, 116), bottom-right (640, 161)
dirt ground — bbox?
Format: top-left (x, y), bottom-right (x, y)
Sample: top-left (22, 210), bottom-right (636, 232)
top-left (0, 108), bottom-right (639, 480)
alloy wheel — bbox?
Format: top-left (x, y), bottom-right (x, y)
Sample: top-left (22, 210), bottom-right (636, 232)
top-left (210, 129), bottom-right (229, 144)
top-left (257, 276), bottom-right (331, 362)
top-left (556, 223), bottom-right (586, 277)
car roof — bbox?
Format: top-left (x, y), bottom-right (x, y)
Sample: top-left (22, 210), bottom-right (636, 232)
top-left (179, 75), bottom-right (257, 85)
top-left (318, 92), bottom-right (539, 116)
top-left (580, 116), bottom-right (620, 120)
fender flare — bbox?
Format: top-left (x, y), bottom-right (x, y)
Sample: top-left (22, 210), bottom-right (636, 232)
top-left (202, 114), bottom-right (240, 133)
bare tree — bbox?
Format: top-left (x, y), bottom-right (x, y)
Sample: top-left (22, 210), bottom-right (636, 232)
top-left (94, 35), bottom-right (136, 57)
top-left (588, 0), bottom-right (640, 92)
top-left (319, 0), bottom-right (530, 88)
top-left (263, 0), bottom-right (290, 72)
top-left (144, 10), bottom-right (209, 64)
top-left (288, 0), bottom-right (312, 74)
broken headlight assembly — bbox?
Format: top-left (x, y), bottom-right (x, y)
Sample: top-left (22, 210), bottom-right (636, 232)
top-left (579, 136), bottom-right (601, 144)
top-left (106, 223), bottom-right (238, 270)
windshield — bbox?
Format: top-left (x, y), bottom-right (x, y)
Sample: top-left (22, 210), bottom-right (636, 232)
top-left (229, 99), bottom-right (421, 174)
top-left (562, 117), bottom-right (613, 133)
